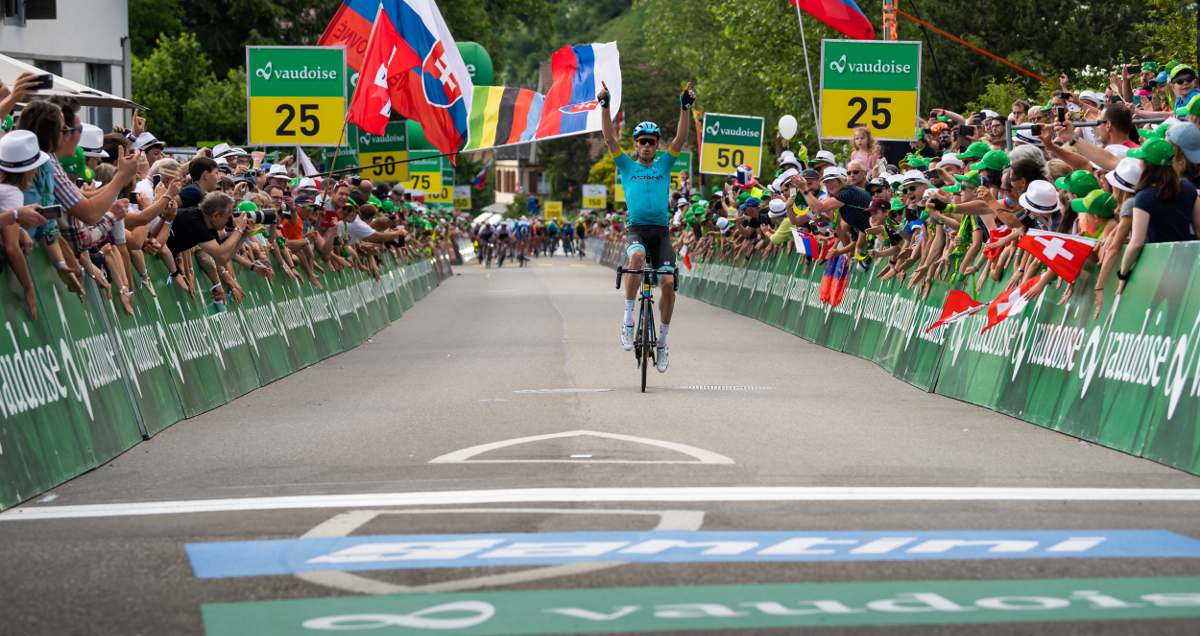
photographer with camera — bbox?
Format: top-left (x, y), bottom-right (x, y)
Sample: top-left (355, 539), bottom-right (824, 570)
top-left (165, 191), bottom-right (254, 303)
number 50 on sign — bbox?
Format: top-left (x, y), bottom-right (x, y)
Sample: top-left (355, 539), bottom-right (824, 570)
top-left (819, 40), bottom-right (922, 141)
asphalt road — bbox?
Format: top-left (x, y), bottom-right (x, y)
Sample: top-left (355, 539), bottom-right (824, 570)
top-left (3, 254), bottom-right (1200, 635)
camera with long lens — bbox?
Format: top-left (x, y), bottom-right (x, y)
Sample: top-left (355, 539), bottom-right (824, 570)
top-left (233, 207), bottom-right (277, 225)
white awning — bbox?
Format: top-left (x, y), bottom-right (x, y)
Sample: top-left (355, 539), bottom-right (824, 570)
top-left (471, 211), bottom-right (493, 224)
top-left (0, 53), bottom-right (145, 111)
top-left (481, 202), bottom-right (507, 214)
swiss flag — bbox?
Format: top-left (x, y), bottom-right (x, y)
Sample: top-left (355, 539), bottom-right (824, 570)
top-left (925, 290), bottom-right (986, 333)
top-left (982, 277), bottom-right (1040, 333)
top-left (347, 13), bottom-right (404, 135)
top-left (1017, 229), bottom-right (1098, 283)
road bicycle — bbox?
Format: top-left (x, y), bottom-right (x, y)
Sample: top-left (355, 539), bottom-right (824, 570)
top-left (616, 265), bottom-right (678, 392)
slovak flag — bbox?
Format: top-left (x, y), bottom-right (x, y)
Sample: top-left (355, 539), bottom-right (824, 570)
top-left (474, 159), bottom-right (492, 190)
top-left (318, 0), bottom-right (378, 71)
top-left (925, 290), bottom-right (986, 333)
top-left (1017, 229), bottom-right (1098, 284)
top-left (790, 0), bottom-right (875, 40)
top-left (982, 277), bottom-right (1040, 333)
top-left (791, 228), bottom-right (820, 257)
top-left (350, 0), bottom-right (473, 154)
top-left (535, 43), bottom-right (622, 141)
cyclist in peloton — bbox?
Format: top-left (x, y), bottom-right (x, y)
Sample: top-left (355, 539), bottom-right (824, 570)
top-left (495, 221), bottom-right (511, 267)
top-left (599, 80), bottom-right (695, 374)
top-left (562, 218), bottom-right (575, 255)
top-left (477, 222), bottom-right (494, 266)
top-left (514, 216), bottom-right (531, 263)
top-left (546, 218), bottom-right (559, 256)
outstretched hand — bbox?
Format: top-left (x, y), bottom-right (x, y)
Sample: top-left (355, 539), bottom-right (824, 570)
top-left (597, 81), bottom-right (611, 109)
top-left (680, 82), bottom-right (696, 110)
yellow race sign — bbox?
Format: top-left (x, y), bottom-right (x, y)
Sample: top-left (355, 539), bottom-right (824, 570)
top-left (358, 151), bottom-right (410, 183)
top-left (426, 183), bottom-right (452, 203)
top-left (401, 171), bottom-right (441, 194)
top-left (544, 201), bottom-right (562, 219)
top-left (819, 39), bottom-right (922, 141)
top-left (699, 114), bottom-right (763, 176)
top-left (248, 97), bottom-right (345, 145)
top-left (453, 185), bottom-right (472, 210)
top-left (582, 184), bottom-right (606, 209)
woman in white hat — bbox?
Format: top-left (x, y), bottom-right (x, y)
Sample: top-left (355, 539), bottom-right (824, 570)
top-left (0, 130), bottom-right (83, 318)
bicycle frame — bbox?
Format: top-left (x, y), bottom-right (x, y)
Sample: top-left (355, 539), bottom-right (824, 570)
top-left (616, 265), bottom-right (676, 391)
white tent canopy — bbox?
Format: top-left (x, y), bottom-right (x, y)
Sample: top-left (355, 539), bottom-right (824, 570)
top-left (0, 53), bottom-right (144, 111)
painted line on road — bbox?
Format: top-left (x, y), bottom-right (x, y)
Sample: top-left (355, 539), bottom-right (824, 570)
top-left (187, 530), bottom-right (1200, 578)
top-left (10, 487), bottom-right (1200, 521)
top-left (428, 430), bottom-right (735, 465)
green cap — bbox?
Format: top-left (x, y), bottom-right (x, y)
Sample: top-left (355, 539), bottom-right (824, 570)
top-left (1070, 189), bottom-right (1117, 218)
top-left (0, 114), bottom-right (11, 132)
top-left (941, 182), bottom-right (962, 194)
top-left (1170, 64), bottom-right (1196, 80)
top-left (59, 146), bottom-right (93, 181)
top-left (690, 194), bottom-right (701, 202)
top-left (1176, 94), bottom-right (1200, 117)
top-left (889, 197), bottom-right (906, 211)
top-left (1141, 122), bottom-right (1173, 140)
top-left (382, 200), bottom-right (397, 213)
top-left (1128, 138), bottom-right (1176, 166)
top-left (682, 210), bottom-right (696, 225)
top-left (959, 141), bottom-right (992, 161)
top-left (970, 149), bottom-right (1010, 172)
top-left (1142, 61), bottom-right (1161, 72)
top-left (954, 170), bottom-right (983, 189)
top-left (736, 192), bottom-right (751, 205)
top-left (1054, 170), bottom-right (1101, 197)
top-left (906, 155), bottom-right (932, 169)
top-left (368, 194), bottom-right (383, 207)
top-left (236, 201), bottom-right (258, 213)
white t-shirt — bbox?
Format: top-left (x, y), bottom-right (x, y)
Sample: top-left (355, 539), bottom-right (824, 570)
top-left (135, 178), bottom-right (155, 201)
top-left (0, 183), bottom-right (23, 214)
top-left (337, 217), bottom-right (376, 244)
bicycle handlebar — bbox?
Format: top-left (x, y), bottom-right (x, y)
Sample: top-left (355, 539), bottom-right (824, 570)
top-left (615, 266), bottom-right (679, 290)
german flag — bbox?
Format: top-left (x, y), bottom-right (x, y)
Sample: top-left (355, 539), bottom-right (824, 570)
top-left (461, 86), bottom-right (545, 152)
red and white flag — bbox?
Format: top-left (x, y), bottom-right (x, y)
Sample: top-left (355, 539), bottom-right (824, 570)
top-left (1016, 229), bottom-right (1098, 283)
top-left (925, 290), bottom-right (986, 333)
top-left (982, 277), bottom-right (1040, 333)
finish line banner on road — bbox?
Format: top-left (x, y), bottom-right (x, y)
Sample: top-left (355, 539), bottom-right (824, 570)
top-left (203, 576), bottom-right (1200, 635)
top-left (185, 530), bottom-right (1200, 578)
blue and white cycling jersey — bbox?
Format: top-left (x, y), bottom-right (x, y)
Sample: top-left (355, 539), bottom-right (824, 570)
top-left (514, 221), bottom-right (531, 238)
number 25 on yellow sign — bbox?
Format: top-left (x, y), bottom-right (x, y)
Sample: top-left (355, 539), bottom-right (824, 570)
top-left (248, 97), bottom-right (344, 145)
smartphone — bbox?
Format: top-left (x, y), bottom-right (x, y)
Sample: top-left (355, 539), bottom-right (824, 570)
top-left (924, 170), bottom-right (939, 180)
top-left (1056, 107), bottom-right (1066, 124)
top-left (39, 205), bottom-right (62, 220)
top-left (151, 174), bottom-right (162, 187)
top-left (960, 125), bottom-right (975, 137)
top-left (1126, 65), bottom-right (1139, 75)
top-left (1109, 95), bottom-right (1123, 103)
top-left (75, 178), bottom-right (84, 188)
top-left (34, 74), bottom-right (53, 90)
top-left (1031, 124), bottom-right (1043, 136)
top-left (1060, 92), bottom-right (1071, 100)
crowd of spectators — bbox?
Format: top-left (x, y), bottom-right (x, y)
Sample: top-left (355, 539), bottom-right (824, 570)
top-left (584, 60), bottom-right (1200, 318)
top-left (0, 71), bottom-right (461, 320)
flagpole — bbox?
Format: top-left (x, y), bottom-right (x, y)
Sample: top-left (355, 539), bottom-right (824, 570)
top-left (794, 2), bottom-right (822, 152)
top-left (325, 2), bottom-right (385, 187)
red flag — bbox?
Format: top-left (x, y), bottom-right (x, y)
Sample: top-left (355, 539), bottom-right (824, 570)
top-left (318, 0), bottom-right (377, 71)
top-left (925, 290), bottom-right (986, 333)
top-left (790, 0), bottom-right (875, 40)
top-left (982, 277), bottom-right (1040, 333)
top-left (347, 8), bottom-right (397, 136)
top-left (982, 227), bottom-right (1011, 261)
top-left (1016, 229), bottom-right (1098, 283)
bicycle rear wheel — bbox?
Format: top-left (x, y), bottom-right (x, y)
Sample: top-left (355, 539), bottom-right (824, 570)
top-left (640, 295), bottom-right (654, 392)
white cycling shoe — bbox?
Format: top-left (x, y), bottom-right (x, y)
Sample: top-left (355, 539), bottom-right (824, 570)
top-left (656, 346), bottom-right (669, 373)
top-left (621, 325), bottom-right (634, 351)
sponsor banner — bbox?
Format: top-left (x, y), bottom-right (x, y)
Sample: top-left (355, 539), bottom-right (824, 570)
top-left (699, 113), bottom-right (764, 176)
top-left (246, 46), bottom-right (347, 146)
top-left (187, 530), bottom-right (1197, 578)
top-left (203, 576), bottom-right (1200, 635)
top-left (820, 40), bottom-right (922, 141)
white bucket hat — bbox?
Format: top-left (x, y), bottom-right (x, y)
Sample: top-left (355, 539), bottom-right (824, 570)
top-left (1018, 180), bottom-right (1061, 214)
top-left (1106, 156), bottom-right (1143, 193)
top-left (716, 216), bottom-right (731, 233)
top-left (813, 150), bottom-right (837, 165)
top-left (0, 130), bottom-right (51, 173)
top-left (821, 166), bottom-right (848, 182)
top-left (938, 153), bottom-right (964, 168)
top-left (778, 150), bottom-right (802, 170)
top-left (900, 169), bottom-right (930, 188)
top-left (131, 132), bottom-right (164, 151)
top-left (768, 198), bottom-right (788, 217)
top-left (79, 123), bottom-right (109, 158)
top-left (268, 163), bottom-right (290, 177)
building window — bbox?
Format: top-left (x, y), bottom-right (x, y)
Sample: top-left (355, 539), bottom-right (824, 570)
top-left (24, 0), bottom-right (54, 19)
top-left (3, 0), bottom-right (24, 27)
top-left (33, 59), bottom-right (61, 76)
top-left (86, 64), bottom-right (113, 132)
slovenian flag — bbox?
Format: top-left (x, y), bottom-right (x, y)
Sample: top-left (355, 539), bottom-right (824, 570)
top-left (790, 0), bottom-right (875, 41)
top-left (791, 228), bottom-right (820, 257)
top-left (350, 0), bottom-right (473, 156)
top-left (535, 42), bottom-right (622, 141)
top-left (318, 0), bottom-right (379, 71)
top-left (474, 159), bottom-right (492, 190)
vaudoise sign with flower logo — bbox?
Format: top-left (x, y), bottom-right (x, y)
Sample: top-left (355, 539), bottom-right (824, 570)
top-left (699, 113), bottom-right (764, 176)
top-left (820, 40), bottom-right (922, 141)
top-left (246, 46), bottom-right (347, 145)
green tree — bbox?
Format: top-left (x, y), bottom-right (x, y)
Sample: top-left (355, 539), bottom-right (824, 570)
top-left (1137, 0), bottom-right (1198, 67)
top-left (132, 33), bottom-right (245, 145)
top-left (538, 135), bottom-right (595, 205)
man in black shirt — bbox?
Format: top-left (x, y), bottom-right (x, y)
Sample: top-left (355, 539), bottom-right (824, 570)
top-left (167, 191), bottom-right (252, 302)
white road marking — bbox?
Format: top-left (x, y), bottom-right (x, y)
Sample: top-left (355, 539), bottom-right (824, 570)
top-left (10, 487), bottom-right (1200, 521)
top-left (295, 507), bottom-right (706, 595)
top-left (512, 389), bottom-right (611, 393)
top-left (427, 430), bottom-right (735, 465)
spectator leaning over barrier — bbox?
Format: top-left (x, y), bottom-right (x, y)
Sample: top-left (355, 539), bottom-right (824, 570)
top-left (165, 191), bottom-right (247, 303)
top-left (1117, 139), bottom-right (1200, 297)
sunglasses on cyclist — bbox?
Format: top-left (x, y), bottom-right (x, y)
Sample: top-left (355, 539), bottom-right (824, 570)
top-left (636, 137), bottom-right (658, 146)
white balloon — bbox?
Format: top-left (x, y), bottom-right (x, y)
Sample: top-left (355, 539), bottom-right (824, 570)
top-left (778, 115), bottom-right (798, 140)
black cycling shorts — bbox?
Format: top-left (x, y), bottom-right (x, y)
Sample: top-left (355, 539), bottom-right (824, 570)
top-left (625, 225), bottom-right (676, 273)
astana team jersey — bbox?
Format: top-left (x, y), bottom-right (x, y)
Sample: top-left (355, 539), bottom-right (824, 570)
top-left (614, 149), bottom-right (678, 227)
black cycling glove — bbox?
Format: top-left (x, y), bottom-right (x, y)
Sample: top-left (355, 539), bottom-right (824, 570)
top-left (598, 91), bottom-right (611, 109)
top-left (680, 90), bottom-right (696, 111)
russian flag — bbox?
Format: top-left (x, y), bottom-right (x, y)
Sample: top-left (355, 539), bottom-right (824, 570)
top-left (354, 0), bottom-right (473, 157)
top-left (790, 0), bottom-right (875, 41)
top-left (318, 0), bottom-right (379, 71)
top-left (791, 228), bottom-right (820, 257)
top-left (535, 42), bottom-right (622, 141)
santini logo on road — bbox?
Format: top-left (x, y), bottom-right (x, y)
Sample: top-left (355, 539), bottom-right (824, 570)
top-left (829, 54), bottom-right (912, 75)
top-left (186, 530), bottom-right (1200, 578)
top-left (254, 61), bottom-right (339, 81)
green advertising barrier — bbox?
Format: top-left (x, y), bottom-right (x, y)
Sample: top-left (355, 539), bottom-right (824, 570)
top-left (0, 250), bottom-right (447, 510)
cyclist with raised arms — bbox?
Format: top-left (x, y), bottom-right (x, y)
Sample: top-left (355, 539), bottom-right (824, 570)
top-left (599, 80), bottom-right (695, 374)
